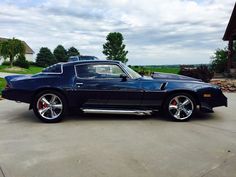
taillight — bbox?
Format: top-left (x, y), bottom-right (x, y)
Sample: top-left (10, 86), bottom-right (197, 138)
top-left (5, 84), bottom-right (10, 89)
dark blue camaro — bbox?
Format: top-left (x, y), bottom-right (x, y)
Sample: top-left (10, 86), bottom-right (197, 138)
top-left (2, 60), bottom-right (227, 122)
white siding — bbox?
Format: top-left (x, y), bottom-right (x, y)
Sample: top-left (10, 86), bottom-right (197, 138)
top-left (0, 54), bottom-right (34, 65)
top-left (25, 54), bottom-right (34, 62)
top-left (0, 56), bottom-right (3, 65)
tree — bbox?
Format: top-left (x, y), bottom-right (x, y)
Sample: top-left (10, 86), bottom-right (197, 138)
top-left (53, 45), bottom-right (68, 62)
top-left (211, 41), bottom-right (236, 73)
top-left (211, 48), bottom-right (228, 73)
top-left (36, 47), bottom-right (56, 67)
top-left (67, 47), bottom-right (80, 57)
top-left (103, 32), bottom-right (128, 63)
top-left (0, 38), bottom-right (25, 67)
top-left (14, 54), bottom-right (29, 69)
top-left (233, 41), bottom-right (236, 62)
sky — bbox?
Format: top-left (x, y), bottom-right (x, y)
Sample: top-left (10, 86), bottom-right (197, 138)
top-left (0, 0), bottom-right (235, 65)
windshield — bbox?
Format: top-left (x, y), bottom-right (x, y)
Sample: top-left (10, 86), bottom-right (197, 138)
top-left (80, 56), bottom-right (98, 60)
top-left (121, 64), bottom-right (141, 79)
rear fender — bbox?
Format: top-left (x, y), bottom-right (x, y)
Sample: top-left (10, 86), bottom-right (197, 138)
top-left (5, 75), bottom-right (29, 87)
top-left (29, 87), bottom-right (68, 110)
top-left (5, 75), bottom-right (27, 82)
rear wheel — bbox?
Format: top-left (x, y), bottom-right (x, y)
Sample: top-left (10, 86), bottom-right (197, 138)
top-left (164, 93), bottom-right (196, 121)
top-left (33, 91), bottom-right (66, 123)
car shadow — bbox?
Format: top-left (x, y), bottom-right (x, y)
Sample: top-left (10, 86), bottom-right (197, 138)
top-left (191, 110), bottom-right (218, 122)
top-left (66, 112), bottom-right (151, 121)
top-left (66, 109), bottom-right (218, 122)
top-left (8, 109), bottom-right (219, 123)
top-left (7, 110), bottom-right (41, 123)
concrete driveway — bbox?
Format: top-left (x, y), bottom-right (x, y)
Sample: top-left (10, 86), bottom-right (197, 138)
top-left (0, 93), bottom-right (236, 177)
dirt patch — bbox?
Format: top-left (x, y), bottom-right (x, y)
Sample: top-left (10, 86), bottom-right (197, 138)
top-left (3, 67), bottom-right (26, 72)
top-left (211, 79), bottom-right (236, 92)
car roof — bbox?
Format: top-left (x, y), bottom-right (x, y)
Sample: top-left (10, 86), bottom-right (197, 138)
top-left (69, 55), bottom-right (97, 57)
top-left (63, 60), bottom-right (121, 67)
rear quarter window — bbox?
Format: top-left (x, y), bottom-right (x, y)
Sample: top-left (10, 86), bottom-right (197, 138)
top-left (42, 64), bottom-right (62, 74)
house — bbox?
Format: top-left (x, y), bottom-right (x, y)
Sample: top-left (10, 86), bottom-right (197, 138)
top-left (223, 3), bottom-right (236, 73)
top-left (0, 37), bottom-right (34, 65)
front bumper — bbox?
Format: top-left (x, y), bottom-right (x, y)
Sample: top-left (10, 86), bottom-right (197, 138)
top-left (199, 91), bottom-right (227, 112)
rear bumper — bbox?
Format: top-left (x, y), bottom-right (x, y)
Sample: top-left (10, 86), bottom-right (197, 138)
top-left (2, 89), bottom-right (32, 104)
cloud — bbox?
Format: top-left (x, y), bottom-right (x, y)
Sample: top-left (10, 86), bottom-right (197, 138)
top-left (0, 0), bottom-right (235, 65)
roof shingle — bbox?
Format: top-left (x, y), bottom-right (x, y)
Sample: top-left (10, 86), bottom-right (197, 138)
top-left (223, 3), bottom-right (236, 41)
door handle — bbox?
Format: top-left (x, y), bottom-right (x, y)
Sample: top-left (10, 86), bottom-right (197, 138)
top-left (76, 83), bottom-right (84, 87)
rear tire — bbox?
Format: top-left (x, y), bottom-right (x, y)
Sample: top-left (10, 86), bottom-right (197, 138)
top-left (163, 93), bottom-right (196, 121)
top-left (33, 90), bottom-right (66, 123)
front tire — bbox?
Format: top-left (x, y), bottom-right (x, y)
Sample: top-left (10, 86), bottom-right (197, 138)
top-left (33, 91), bottom-right (66, 123)
top-left (163, 93), bottom-right (196, 121)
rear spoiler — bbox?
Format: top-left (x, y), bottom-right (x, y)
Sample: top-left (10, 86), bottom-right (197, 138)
top-left (4, 75), bottom-right (28, 88)
top-left (5, 75), bottom-right (22, 83)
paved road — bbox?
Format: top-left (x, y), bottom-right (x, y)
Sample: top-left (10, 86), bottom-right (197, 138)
top-left (0, 93), bottom-right (236, 177)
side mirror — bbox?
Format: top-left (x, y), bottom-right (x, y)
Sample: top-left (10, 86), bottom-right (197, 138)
top-left (120, 73), bottom-right (128, 81)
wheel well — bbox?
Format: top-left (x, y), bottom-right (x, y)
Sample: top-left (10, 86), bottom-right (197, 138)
top-left (162, 90), bottom-right (200, 107)
top-left (29, 88), bottom-right (68, 110)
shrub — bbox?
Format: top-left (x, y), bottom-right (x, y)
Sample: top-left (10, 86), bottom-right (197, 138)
top-left (131, 66), bottom-right (152, 76)
top-left (36, 47), bottom-right (56, 67)
top-left (28, 61), bottom-right (37, 66)
top-left (2, 61), bottom-right (10, 66)
top-left (179, 65), bottom-right (214, 83)
top-left (53, 45), bottom-right (68, 62)
top-left (14, 54), bottom-right (30, 69)
top-left (210, 48), bottom-right (228, 73)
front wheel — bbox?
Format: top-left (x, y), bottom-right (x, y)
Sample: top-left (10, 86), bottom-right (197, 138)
top-left (33, 91), bottom-right (66, 123)
top-left (163, 93), bottom-right (196, 121)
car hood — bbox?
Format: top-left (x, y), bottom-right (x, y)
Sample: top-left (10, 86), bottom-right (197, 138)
top-left (151, 72), bottom-right (201, 82)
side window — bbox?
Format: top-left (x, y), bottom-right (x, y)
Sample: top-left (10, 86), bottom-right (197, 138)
top-left (42, 64), bottom-right (62, 73)
top-left (75, 64), bottom-right (125, 79)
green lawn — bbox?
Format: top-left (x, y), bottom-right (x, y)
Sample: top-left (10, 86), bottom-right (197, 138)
top-left (0, 65), bottom-right (43, 74)
top-left (145, 67), bottom-right (180, 74)
top-left (0, 65), bottom-right (43, 95)
top-left (130, 66), bottom-right (180, 75)
top-left (0, 78), bottom-right (6, 95)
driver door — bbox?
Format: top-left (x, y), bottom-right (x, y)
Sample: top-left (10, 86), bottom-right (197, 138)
top-left (74, 63), bottom-right (143, 109)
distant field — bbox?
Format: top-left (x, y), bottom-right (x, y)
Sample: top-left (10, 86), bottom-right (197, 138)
top-left (0, 65), bottom-right (43, 74)
top-left (130, 66), bottom-right (180, 75)
top-left (0, 78), bottom-right (6, 95)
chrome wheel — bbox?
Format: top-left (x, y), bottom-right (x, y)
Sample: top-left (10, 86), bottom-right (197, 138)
top-left (36, 93), bottom-right (63, 120)
top-left (168, 95), bottom-right (194, 120)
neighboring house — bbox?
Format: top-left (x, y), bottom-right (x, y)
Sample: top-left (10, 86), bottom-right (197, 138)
top-left (223, 3), bottom-right (236, 72)
top-left (0, 37), bottom-right (34, 65)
